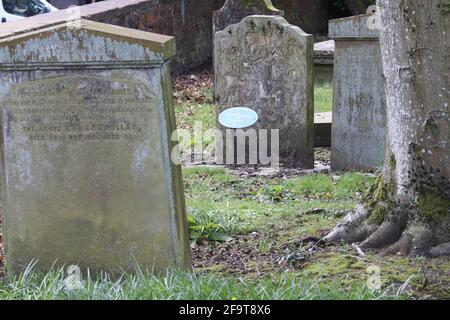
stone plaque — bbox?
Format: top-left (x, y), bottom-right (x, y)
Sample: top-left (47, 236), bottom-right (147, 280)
top-left (0, 20), bottom-right (191, 275)
top-left (218, 107), bottom-right (259, 129)
top-left (214, 15), bottom-right (314, 167)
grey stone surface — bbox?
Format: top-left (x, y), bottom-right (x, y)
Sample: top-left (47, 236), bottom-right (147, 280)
top-left (314, 112), bottom-right (331, 148)
top-left (0, 20), bottom-right (191, 275)
top-left (330, 14), bottom-right (386, 171)
top-left (314, 40), bottom-right (334, 65)
top-left (314, 40), bottom-right (334, 84)
top-left (214, 15), bottom-right (314, 167)
top-left (213, 0), bottom-right (283, 35)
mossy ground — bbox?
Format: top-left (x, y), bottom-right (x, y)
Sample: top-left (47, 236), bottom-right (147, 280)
top-left (184, 166), bottom-right (450, 300)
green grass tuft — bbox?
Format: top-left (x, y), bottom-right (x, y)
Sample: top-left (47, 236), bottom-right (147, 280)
top-left (0, 266), bottom-right (405, 300)
top-left (314, 82), bottom-right (333, 113)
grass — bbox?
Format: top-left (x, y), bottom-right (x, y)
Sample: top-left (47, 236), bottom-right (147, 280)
top-left (175, 101), bottom-right (216, 132)
top-left (0, 266), bottom-right (405, 300)
top-left (314, 82), bottom-right (333, 113)
top-left (183, 167), bottom-right (373, 237)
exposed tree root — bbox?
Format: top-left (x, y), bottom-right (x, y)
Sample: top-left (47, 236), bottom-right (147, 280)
top-left (324, 205), bottom-right (377, 244)
top-left (430, 242), bottom-right (450, 258)
top-left (325, 207), bottom-right (450, 258)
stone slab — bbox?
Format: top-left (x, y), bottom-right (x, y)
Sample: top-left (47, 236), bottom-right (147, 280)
top-left (329, 15), bottom-right (386, 171)
top-left (329, 14), bottom-right (380, 39)
top-left (0, 20), bottom-right (191, 275)
top-left (314, 40), bottom-right (334, 65)
top-left (214, 15), bottom-right (314, 167)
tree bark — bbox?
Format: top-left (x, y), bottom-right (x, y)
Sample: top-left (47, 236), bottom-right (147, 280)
top-left (325, 0), bottom-right (450, 257)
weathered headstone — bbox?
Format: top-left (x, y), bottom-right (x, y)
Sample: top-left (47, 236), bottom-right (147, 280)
top-left (214, 15), bottom-right (314, 168)
top-left (0, 20), bottom-right (191, 275)
top-left (213, 0), bottom-right (283, 35)
top-left (330, 14), bottom-right (386, 171)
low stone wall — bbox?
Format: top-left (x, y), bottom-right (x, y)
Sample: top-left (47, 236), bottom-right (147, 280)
top-left (314, 40), bottom-right (334, 85)
top-left (0, 0), bottom-right (223, 73)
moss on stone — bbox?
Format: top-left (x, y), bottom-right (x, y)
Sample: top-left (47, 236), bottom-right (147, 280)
top-left (417, 190), bottom-right (450, 221)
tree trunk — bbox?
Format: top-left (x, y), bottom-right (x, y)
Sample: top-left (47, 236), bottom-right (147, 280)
top-left (325, 0), bottom-right (450, 257)
top-left (342, 0), bottom-right (374, 15)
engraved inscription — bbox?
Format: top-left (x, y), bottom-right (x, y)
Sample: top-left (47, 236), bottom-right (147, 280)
top-left (6, 75), bottom-right (156, 143)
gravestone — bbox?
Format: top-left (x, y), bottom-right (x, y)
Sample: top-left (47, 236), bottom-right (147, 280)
top-left (214, 15), bottom-right (314, 168)
top-left (0, 20), bottom-right (191, 275)
top-left (329, 14), bottom-right (386, 171)
top-left (213, 0), bottom-right (283, 35)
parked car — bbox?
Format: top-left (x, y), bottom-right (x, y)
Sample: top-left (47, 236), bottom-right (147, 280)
top-left (1, 0), bottom-right (58, 23)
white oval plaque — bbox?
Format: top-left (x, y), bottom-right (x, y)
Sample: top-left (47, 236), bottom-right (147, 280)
top-left (218, 107), bottom-right (258, 129)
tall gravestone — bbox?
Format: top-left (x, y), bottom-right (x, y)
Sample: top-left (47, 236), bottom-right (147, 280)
top-left (0, 20), bottom-right (191, 275)
top-left (213, 0), bottom-right (283, 35)
top-left (330, 14), bottom-right (386, 171)
top-left (214, 15), bottom-right (314, 168)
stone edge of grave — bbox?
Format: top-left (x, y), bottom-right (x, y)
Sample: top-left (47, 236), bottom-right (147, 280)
top-left (0, 19), bottom-right (176, 64)
top-left (217, 14), bottom-right (312, 39)
top-left (329, 13), bottom-right (379, 40)
top-left (314, 40), bottom-right (334, 65)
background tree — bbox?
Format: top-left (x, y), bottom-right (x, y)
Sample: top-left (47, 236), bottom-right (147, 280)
top-left (340, 0), bottom-right (376, 14)
top-left (325, 0), bottom-right (450, 257)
